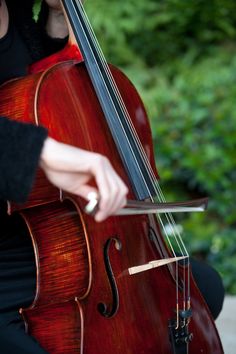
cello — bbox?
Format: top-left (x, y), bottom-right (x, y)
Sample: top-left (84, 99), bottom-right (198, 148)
top-left (0, 0), bottom-right (224, 353)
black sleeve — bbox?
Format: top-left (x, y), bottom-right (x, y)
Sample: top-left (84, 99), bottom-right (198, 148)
top-left (0, 116), bottom-right (48, 203)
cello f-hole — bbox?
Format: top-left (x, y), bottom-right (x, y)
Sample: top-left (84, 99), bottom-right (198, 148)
top-left (97, 237), bottom-right (122, 318)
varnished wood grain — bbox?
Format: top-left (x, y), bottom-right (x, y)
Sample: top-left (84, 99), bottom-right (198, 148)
top-left (0, 51), bottom-right (223, 353)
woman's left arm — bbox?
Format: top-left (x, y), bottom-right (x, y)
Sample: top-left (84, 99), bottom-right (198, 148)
top-left (44, 0), bottom-right (69, 39)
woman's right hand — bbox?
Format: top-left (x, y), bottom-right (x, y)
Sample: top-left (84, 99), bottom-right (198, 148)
top-left (40, 137), bottom-right (128, 222)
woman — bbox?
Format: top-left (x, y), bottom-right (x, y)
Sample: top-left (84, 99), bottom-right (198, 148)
top-left (0, 1), bottom-right (127, 352)
top-left (0, 1), bottom-right (224, 353)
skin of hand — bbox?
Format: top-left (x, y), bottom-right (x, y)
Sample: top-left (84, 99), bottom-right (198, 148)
top-left (44, 0), bottom-right (62, 11)
top-left (40, 137), bottom-right (128, 222)
top-left (0, 0), bottom-right (8, 39)
top-left (45, 0), bottom-right (69, 38)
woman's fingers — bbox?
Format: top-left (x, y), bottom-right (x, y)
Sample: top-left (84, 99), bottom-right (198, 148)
top-left (91, 156), bottom-right (128, 222)
top-left (40, 138), bottom-right (128, 222)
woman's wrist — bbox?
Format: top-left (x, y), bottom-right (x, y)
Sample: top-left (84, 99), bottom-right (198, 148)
top-left (46, 7), bottom-right (68, 39)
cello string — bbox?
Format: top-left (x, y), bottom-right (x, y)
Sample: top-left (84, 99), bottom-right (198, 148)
top-left (77, 0), bottom-right (189, 269)
top-left (76, 0), bottom-right (184, 257)
top-left (76, 0), bottom-right (190, 322)
top-left (75, 0), bottom-right (189, 313)
top-left (77, 0), bottom-right (191, 315)
top-left (68, 0), bottom-right (157, 200)
top-left (76, 2), bottom-right (189, 320)
top-left (76, 1), bottom-right (181, 235)
top-left (75, 0), bottom-right (190, 313)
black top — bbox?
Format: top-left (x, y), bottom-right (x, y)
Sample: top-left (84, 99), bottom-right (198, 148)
top-left (0, 19), bottom-right (32, 84)
top-left (0, 16), bottom-right (48, 202)
top-left (0, 2), bottom-right (67, 326)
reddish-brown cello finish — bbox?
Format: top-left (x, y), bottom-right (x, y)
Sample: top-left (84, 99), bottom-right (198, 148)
top-left (0, 45), bottom-right (224, 353)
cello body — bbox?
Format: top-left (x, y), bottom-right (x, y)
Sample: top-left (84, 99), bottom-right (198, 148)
top-left (0, 54), bottom-right (224, 353)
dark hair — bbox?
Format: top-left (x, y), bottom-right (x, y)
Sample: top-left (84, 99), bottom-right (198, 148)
top-left (6, 0), bottom-right (46, 61)
top-left (6, 0), bottom-right (35, 13)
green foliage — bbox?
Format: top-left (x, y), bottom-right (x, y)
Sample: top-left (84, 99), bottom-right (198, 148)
top-left (33, 0), bottom-right (41, 21)
top-left (85, 0), bottom-right (236, 65)
top-left (84, 0), bottom-right (236, 293)
top-left (146, 49), bottom-right (236, 223)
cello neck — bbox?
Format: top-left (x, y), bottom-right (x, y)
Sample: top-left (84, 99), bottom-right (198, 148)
top-left (61, 0), bottom-right (157, 200)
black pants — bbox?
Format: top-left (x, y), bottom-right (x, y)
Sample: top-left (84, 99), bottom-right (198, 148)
top-left (0, 315), bottom-right (48, 354)
top-left (190, 257), bottom-right (225, 320)
top-left (0, 258), bottom-right (224, 354)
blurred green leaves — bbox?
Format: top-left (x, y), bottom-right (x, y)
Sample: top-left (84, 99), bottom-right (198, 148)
top-left (84, 0), bottom-right (236, 293)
